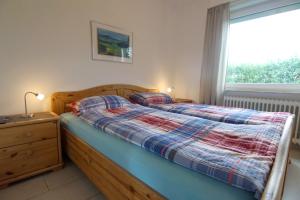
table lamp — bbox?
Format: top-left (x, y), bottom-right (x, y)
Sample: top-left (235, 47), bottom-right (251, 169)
top-left (24, 91), bottom-right (45, 118)
top-left (166, 86), bottom-right (175, 99)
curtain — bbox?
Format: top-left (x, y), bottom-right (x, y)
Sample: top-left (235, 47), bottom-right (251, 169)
top-left (199, 3), bottom-right (230, 105)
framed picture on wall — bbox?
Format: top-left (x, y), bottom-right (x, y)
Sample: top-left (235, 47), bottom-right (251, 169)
top-left (91, 21), bottom-right (133, 63)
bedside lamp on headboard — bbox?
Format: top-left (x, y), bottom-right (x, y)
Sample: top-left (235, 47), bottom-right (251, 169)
top-left (166, 86), bottom-right (175, 99)
top-left (24, 91), bottom-right (45, 118)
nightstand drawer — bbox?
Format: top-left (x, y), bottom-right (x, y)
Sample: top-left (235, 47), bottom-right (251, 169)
top-left (0, 138), bottom-right (58, 181)
top-left (0, 122), bottom-right (57, 148)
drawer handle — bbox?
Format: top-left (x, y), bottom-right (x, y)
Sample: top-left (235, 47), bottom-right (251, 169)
top-left (10, 150), bottom-right (33, 158)
top-left (5, 171), bottom-right (14, 176)
top-left (10, 152), bottom-right (18, 158)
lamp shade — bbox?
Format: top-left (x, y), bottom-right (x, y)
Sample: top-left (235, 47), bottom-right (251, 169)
top-left (166, 87), bottom-right (172, 93)
top-left (36, 93), bottom-right (45, 100)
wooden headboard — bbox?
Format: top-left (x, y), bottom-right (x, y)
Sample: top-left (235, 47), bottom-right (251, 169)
top-left (51, 84), bottom-right (158, 115)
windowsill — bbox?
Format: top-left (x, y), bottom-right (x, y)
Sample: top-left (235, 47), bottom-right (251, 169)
top-left (225, 84), bottom-right (300, 93)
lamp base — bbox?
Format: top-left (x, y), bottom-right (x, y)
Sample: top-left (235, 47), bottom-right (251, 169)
top-left (22, 113), bottom-right (35, 118)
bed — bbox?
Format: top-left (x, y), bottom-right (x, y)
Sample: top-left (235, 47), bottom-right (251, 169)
top-left (51, 84), bottom-right (294, 200)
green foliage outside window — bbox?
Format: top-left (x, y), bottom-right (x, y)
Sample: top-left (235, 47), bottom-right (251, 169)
top-left (226, 58), bottom-right (300, 84)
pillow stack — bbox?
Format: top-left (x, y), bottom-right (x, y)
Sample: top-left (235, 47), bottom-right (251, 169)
top-left (129, 92), bottom-right (173, 106)
top-left (68, 95), bottom-right (131, 115)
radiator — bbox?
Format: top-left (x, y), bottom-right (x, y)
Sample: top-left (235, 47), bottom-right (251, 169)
top-left (223, 95), bottom-right (300, 145)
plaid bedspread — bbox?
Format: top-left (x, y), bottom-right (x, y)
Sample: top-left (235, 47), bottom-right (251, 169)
top-left (148, 103), bottom-right (291, 127)
top-left (79, 104), bottom-right (284, 199)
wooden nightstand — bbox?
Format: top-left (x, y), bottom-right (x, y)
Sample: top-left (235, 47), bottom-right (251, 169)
top-left (174, 98), bottom-right (193, 103)
top-left (0, 112), bottom-right (63, 188)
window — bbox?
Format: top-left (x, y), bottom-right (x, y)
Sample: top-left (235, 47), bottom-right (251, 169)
top-left (226, 6), bottom-right (300, 92)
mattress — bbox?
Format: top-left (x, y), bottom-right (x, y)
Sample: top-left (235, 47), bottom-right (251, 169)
top-left (61, 113), bottom-right (255, 200)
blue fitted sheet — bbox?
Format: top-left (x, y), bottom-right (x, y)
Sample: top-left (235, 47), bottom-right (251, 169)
top-left (60, 113), bottom-right (255, 200)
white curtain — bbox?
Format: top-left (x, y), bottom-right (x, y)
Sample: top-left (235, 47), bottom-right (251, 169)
top-left (199, 3), bottom-right (230, 105)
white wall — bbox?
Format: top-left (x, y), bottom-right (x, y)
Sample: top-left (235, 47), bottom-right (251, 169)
top-left (0, 0), bottom-right (173, 115)
top-left (169, 0), bottom-right (231, 102)
top-left (0, 0), bottom-right (231, 115)
top-left (170, 0), bottom-right (210, 101)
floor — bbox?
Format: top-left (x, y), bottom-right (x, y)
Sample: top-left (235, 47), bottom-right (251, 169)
top-left (282, 149), bottom-right (300, 200)
top-left (0, 160), bottom-right (106, 200)
top-left (0, 151), bottom-right (299, 200)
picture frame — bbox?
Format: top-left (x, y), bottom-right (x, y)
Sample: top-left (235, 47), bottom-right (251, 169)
top-left (91, 21), bottom-right (133, 63)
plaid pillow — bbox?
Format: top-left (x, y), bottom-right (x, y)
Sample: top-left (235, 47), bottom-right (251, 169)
top-left (129, 92), bottom-right (173, 106)
top-left (68, 95), bottom-right (131, 115)
top-left (67, 101), bottom-right (81, 115)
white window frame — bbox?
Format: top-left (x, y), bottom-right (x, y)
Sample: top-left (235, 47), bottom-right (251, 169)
top-left (226, 0), bottom-right (300, 93)
top-left (225, 83), bottom-right (300, 93)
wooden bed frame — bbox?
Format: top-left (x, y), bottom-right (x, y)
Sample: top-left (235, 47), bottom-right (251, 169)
top-left (51, 84), bottom-right (294, 200)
